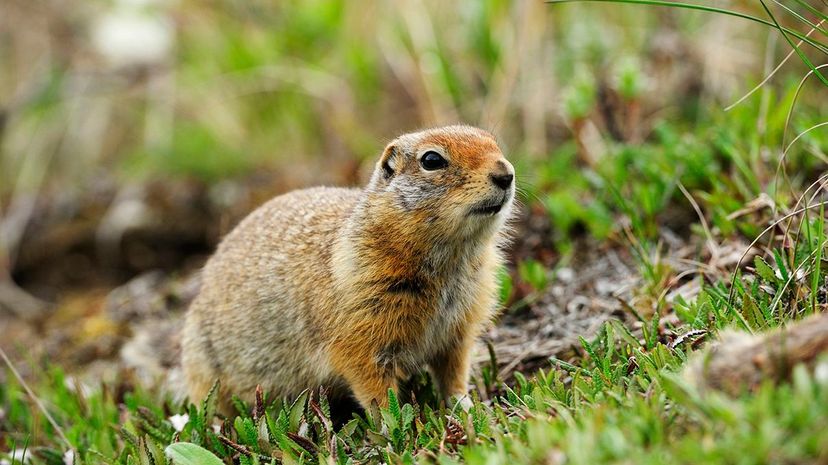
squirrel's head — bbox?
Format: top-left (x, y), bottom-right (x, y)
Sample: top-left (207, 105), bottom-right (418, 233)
top-left (365, 125), bottom-right (515, 239)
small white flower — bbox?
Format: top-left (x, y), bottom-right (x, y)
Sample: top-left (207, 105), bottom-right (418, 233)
top-left (63, 450), bottom-right (75, 465)
top-left (92, 11), bottom-right (173, 67)
top-left (168, 413), bottom-right (189, 432)
top-left (5, 448), bottom-right (31, 463)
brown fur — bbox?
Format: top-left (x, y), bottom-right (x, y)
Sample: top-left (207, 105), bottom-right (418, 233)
top-left (181, 125), bottom-right (514, 409)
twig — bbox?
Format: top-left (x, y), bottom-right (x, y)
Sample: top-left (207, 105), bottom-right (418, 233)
top-left (685, 312), bottom-right (828, 395)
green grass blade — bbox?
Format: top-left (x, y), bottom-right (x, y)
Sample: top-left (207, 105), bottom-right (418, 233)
top-left (759, 0), bottom-right (828, 87)
top-left (791, 0), bottom-right (828, 22)
top-left (774, 0), bottom-right (828, 36)
top-left (810, 204), bottom-right (825, 314)
top-left (546, 0), bottom-right (828, 55)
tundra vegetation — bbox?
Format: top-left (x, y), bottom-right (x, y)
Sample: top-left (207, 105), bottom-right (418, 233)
top-left (1, 1), bottom-right (827, 464)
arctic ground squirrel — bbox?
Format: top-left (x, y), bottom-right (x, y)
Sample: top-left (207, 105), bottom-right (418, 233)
top-left (181, 125), bottom-right (515, 410)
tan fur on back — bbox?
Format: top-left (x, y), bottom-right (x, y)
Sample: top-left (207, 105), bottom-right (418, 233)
top-left (181, 125), bottom-right (515, 409)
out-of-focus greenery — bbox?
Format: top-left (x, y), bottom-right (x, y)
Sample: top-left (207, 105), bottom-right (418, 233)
top-left (2, 0), bottom-right (824, 240)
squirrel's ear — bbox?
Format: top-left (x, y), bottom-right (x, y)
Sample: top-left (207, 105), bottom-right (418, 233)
top-left (379, 144), bottom-right (399, 180)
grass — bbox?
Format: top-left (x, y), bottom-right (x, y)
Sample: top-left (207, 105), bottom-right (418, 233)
top-left (2, 0), bottom-right (828, 464)
top-left (4, 259), bottom-right (828, 465)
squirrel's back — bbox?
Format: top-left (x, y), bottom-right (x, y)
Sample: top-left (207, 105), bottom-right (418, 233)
top-left (182, 187), bottom-right (361, 402)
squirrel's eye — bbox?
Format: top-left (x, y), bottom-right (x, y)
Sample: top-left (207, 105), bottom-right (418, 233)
top-left (421, 151), bottom-right (448, 171)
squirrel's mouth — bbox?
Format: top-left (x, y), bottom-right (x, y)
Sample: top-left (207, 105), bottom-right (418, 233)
top-left (469, 197), bottom-right (507, 216)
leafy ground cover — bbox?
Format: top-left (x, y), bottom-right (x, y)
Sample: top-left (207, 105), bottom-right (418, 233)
top-left (4, 230), bottom-right (828, 465)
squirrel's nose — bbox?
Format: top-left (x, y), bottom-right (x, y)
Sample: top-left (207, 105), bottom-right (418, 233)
top-left (490, 173), bottom-right (514, 190)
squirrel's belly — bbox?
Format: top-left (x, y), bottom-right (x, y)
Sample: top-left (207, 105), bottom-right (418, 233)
top-left (415, 282), bottom-right (479, 365)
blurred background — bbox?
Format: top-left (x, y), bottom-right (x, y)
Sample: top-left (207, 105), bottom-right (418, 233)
top-left (1, 0), bottom-right (826, 378)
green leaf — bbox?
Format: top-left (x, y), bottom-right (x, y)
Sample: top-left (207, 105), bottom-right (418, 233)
top-left (773, 249), bottom-right (791, 283)
top-left (519, 259), bottom-right (549, 291)
top-left (754, 256), bottom-right (778, 284)
top-left (380, 409), bottom-right (400, 433)
top-left (200, 380), bottom-right (220, 429)
top-left (401, 404), bottom-right (415, 431)
top-left (497, 266), bottom-right (513, 305)
top-left (165, 442), bottom-right (224, 465)
top-left (388, 389), bottom-right (401, 422)
top-left (288, 390), bottom-right (309, 432)
top-left (235, 416), bottom-right (259, 450)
